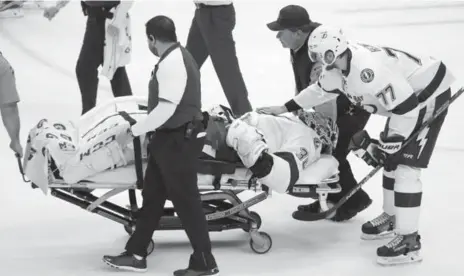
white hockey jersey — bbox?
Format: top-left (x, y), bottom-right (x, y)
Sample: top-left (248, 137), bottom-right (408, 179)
top-left (293, 42), bottom-right (455, 139)
top-left (239, 112), bottom-right (323, 170)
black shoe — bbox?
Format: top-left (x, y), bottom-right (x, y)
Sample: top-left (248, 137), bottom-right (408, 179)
top-left (297, 200), bottom-right (326, 213)
top-left (173, 267), bottom-right (220, 276)
top-left (295, 193), bottom-right (372, 222)
top-left (330, 197), bottom-right (372, 222)
top-left (174, 253), bottom-right (219, 276)
top-left (102, 251), bottom-right (147, 272)
top-left (293, 200), bottom-right (337, 221)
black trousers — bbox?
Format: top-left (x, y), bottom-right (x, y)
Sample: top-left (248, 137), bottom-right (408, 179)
top-left (328, 110), bottom-right (371, 205)
top-left (186, 4), bottom-right (252, 117)
top-left (76, 16), bottom-right (132, 115)
top-left (125, 123), bottom-right (217, 270)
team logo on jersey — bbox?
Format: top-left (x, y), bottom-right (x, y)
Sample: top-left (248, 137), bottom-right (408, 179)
top-left (360, 68), bottom-right (375, 83)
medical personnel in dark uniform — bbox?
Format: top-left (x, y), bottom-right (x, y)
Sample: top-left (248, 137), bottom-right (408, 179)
top-left (263, 5), bottom-right (372, 222)
top-left (102, 15), bottom-right (219, 276)
top-left (43, 1), bottom-right (133, 115)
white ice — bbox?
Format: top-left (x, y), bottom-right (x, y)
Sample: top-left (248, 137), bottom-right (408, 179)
top-left (1, 1), bottom-right (464, 275)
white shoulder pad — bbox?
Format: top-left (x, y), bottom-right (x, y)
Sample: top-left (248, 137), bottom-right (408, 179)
top-left (318, 69), bottom-right (343, 92)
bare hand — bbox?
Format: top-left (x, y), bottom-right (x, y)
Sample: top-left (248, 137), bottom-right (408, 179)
top-left (43, 6), bottom-right (59, 20)
top-left (255, 106), bottom-right (287, 116)
top-left (10, 139), bottom-right (23, 158)
top-left (107, 24), bottom-right (119, 37)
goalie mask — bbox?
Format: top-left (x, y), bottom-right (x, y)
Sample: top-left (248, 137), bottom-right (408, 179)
top-left (297, 110), bottom-right (339, 154)
top-left (208, 104), bottom-right (236, 124)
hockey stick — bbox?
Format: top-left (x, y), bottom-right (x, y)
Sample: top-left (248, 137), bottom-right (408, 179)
top-left (293, 87), bottom-right (464, 221)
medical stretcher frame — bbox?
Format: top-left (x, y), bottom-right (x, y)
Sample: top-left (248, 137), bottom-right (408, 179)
top-left (16, 127), bottom-right (341, 256)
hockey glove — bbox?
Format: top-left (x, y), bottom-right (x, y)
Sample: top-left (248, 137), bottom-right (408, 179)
top-left (374, 132), bottom-right (404, 171)
top-left (348, 130), bottom-right (381, 167)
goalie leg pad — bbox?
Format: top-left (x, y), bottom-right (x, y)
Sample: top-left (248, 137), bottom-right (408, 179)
top-left (257, 152), bottom-right (299, 194)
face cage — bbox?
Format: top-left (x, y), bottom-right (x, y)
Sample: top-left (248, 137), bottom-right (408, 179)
top-left (309, 49), bottom-right (337, 66)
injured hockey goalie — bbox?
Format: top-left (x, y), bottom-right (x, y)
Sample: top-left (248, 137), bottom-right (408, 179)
top-left (207, 105), bottom-right (340, 194)
top-left (22, 96), bottom-right (340, 198)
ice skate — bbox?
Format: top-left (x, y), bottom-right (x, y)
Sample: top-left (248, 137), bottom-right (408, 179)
top-left (377, 232), bottom-right (422, 266)
top-left (0, 0), bottom-right (24, 18)
top-left (361, 212), bottom-right (396, 240)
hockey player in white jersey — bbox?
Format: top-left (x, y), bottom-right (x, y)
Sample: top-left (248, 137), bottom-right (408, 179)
top-left (257, 25), bottom-right (454, 265)
top-left (210, 105), bottom-right (338, 195)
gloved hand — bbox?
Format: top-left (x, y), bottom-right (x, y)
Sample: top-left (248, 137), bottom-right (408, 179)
top-left (43, 6), bottom-right (60, 20)
top-left (348, 130), bottom-right (381, 167)
top-left (255, 105), bottom-right (287, 116)
top-left (374, 132), bottom-right (404, 171)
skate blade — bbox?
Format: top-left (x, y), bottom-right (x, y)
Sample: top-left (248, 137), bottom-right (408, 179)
top-left (0, 9), bottom-right (24, 18)
top-left (377, 251), bottom-right (423, 266)
top-left (361, 231), bottom-right (395, 241)
top-left (103, 259), bottom-right (147, 273)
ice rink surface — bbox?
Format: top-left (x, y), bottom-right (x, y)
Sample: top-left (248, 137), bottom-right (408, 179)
top-left (1, 1), bottom-right (463, 275)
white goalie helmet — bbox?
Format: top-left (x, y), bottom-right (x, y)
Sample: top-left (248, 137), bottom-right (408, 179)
top-left (207, 104), bottom-right (236, 124)
top-left (307, 25), bottom-right (349, 66)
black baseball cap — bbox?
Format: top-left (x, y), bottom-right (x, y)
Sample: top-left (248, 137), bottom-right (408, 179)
top-left (267, 5), bottom-right (319, 32)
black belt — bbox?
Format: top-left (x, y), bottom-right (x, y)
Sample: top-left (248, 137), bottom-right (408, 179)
top-left (157, 122), bottom-right (191, 133)
top-left (195, 3), bottom-right (232, 9)
top-left (85, 6), bottom-right (114, 19)
top-left (148, 118), bottom-right (204, 141)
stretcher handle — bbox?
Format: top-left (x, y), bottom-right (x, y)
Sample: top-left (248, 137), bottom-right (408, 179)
top-left (15, 153), bottom-right (30, 183)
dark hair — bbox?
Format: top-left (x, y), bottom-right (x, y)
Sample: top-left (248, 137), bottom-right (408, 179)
top-left (145, 15), bottom-right (177, 42)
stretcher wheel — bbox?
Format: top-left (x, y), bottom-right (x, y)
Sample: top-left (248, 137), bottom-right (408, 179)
top-left (242, 211), bottom-right (262, 232)
top-left (249, 232), bottom-right (272, 254)
top-left (124, 224), bottom-right (135, 235)
top-left (147, 239), bottom-right (155, 256)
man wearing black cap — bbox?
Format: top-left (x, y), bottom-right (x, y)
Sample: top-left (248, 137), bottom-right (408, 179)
top-left (102, 15), bottom-right (219, 276)
top-left (262, 5), bottom-right (372, 222)
top-left (186, 0), bottom-right (252, 117)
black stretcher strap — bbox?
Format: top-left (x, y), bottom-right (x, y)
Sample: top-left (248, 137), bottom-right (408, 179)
top-left (118, 111), bottom-right (144, 190)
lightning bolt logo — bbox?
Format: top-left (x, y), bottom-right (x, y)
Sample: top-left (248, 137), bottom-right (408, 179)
top-left (417, 127), bottom-right (429, 159)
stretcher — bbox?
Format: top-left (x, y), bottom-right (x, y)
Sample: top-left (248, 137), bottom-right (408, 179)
top-left (16, 97), bottom-right (342, 256)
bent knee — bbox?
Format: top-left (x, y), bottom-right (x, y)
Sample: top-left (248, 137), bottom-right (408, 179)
top-left (75, 57), bottom-right (100, 76)
top-left (395, 165), bottom-right (421, 181)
